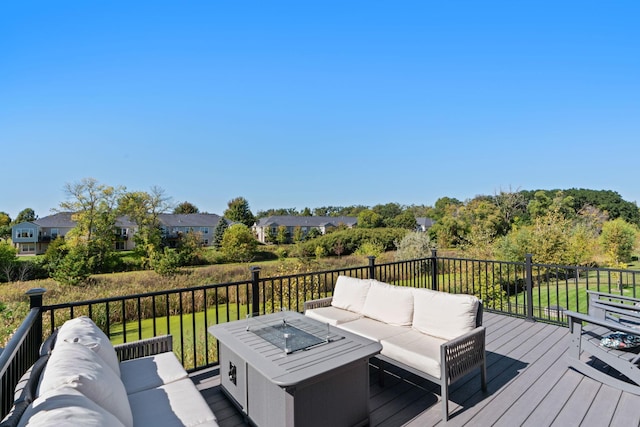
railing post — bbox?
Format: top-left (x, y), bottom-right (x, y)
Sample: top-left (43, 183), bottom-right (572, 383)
top-left (250, 267), bottom-right (261, 317)
top-left (525, 254), bottom-right (535, 321)
top-left (431, 249), bottom-right (438, 291)
top-left (368, 256), bottom-right (376, 280)
top-left (26, 287), bottom-right (46, 347)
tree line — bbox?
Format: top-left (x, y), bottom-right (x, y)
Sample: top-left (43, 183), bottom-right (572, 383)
top-left (1, 182), bottom-right (639, 284)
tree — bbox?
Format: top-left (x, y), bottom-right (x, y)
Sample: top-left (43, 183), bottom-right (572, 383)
top-left (0, 212), bottom-right (11, 240)
top-left (13, 208), bottom-right (37, 224)
top-left (213, 218), bottom-right (229, 248)
top-left (276, 225), bottom-right (289, 244)
top-left (51, 245), bottom-right (91, 286)
top-left (293, 226), bottom-right (304, 243)
top-left (372, 203), bottom-right (403, 226)
top-left (600, 219), bottom-right (638, 266)
top-left (493, 188), bottom-right (527, 233)
top-left (119, 187), bottom-right (171, 268)
top-left (0, 240), bottom-right (18, 282)
top-left (58, 178), bottom-right (124, 274)
top-left (173, 201), bottom-right (199, 214)
top-left (389, 211), bottom-right (417, 230)
top-left (306, 228), bottom-right (322, 240)
top-left (224, 197), bottom-right (256, 227)
top-left (220, 224), bottom-right (258, 262)
top-left (395, 231), bottom-right (433, 261)
top-left (357, 209), bottom-right (383, 228)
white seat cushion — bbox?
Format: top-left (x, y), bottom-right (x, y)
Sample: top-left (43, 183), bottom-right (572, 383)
top-left (18, 387), bottom-right (126, 427)
top-left (412, 288), bottom-right (479, 340)
top-left (56, 316), bottom-right (120, 376)
top-left (330, 276), bottom-right (372, 314)
top-left (128, 378), bottom-right (218, 427)
top-left (380, 329), bottom-right (446, 379)
top-left (120, 351), bottom-right (189, 395)
top-left (336, 317), bottom-right (410, 342)
top-left (38, 342), bottom-right (133, 427)
top-left (305, 306), bottom-right (363, 325)
top-left (361, 281), bottom-right (414, 326)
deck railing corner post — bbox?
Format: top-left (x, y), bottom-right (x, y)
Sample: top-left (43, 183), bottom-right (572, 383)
top-left (250, 266), bottom-right (261, 317)
top-left (368, 256), bottom-right (376, 280)
top-left (525, 254), bottom-right (535, 321)
top-left (431, 249), bottom-right (438, 291)
top-left (26, 287), bottom-right (46, 351)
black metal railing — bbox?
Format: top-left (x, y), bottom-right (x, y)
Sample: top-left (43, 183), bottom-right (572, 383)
top-left (0, 289), bottom-right (45, 418)
top-left (3, 252), bottom-right (640, 419)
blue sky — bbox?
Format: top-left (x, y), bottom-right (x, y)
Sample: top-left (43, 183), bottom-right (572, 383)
top-left (2, 1), bottom-right (639, 220)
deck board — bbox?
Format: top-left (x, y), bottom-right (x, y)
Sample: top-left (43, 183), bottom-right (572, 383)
top-left (191, 312), bottom-right (640, 426)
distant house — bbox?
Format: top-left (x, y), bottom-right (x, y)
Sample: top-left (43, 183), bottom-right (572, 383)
top-left (252, 216), bottom-right (358, 243)
top-left (12, 212), bottom-right (228, 255)
top-left (158, 213), bottom-right (227, 248)
top-left (416, 217), bottom-right (435, 232)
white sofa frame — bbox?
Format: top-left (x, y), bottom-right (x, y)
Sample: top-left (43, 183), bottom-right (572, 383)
top-left (304, 294), bottom-right (487, 421)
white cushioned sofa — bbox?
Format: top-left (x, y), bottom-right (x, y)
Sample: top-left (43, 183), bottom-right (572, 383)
top-left (304, 275), bottom-right (487, 421)
top-left (1, 316), bottom-right (218, 427)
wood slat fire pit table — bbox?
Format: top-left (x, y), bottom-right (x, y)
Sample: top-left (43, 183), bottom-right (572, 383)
top-left (208, 310), bottom-right (382, 427)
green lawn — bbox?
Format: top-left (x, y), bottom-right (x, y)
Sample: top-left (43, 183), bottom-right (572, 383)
top-left (108, 303), bottom-right (250, 369)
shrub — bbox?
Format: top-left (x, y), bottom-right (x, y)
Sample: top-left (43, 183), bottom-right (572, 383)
top-left (299, 228), bottom-right (408, 257)
top-left (395, 231), bottom-right (434, 261)
top-left (355, 240), bottom-right (385, 257)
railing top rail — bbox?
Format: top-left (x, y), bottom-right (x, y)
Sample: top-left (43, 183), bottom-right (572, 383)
top-left (0, 308), bottom-right (40, 378)
top-left (41, 278), bottom-right (252, 311)
top-left (257, 265), bottom-right (370, 282)
top-left (435, 256), bottom-right (525, 267)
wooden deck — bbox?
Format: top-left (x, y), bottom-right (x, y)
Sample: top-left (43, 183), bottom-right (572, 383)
top-left (189, 312), bottom-right (640, 426)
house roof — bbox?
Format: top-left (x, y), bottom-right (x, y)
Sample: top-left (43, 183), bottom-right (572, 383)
top-left (254, 215), bottom-right (358, 228)
top-left (158, 213), bottom-right (225, 228)
top-left (34, 212), bottom-right (76, 228)
top-left (416, 217), bottom-right (435, 228)
top-left (16, 212), bottom-right (226, 230)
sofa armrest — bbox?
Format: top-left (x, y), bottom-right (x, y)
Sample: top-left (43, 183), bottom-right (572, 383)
top-left (114, 335), bottom-right (173, 362)
top-left (442, 326), bottom-right (486, 384)
top-left (304, 297), bottom-right (333, 312)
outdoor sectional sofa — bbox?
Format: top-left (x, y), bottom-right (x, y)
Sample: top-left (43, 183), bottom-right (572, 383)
top-left (304, 275), bottom-right (487, 421)
top-left (0, 316), bottom-right (218, 427)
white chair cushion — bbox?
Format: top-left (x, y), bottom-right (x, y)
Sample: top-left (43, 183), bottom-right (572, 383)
top-left (18, 387), bottom-right (126, 427)
top-left (56, 316), bottom-right (120, 376)
top-left (38, 342), bottom-right (133, 427)
top-left (331, 276), bottom-right (372, 314)
top-left (336, 317), bottom-right (410, 342)
top-left (128, 378), bottom-right (218, 427)
top-left (120, 351), bottom-right (189, 395)
top-left (412, 288), bottom-right (479, 340)
top-left (305, 306), bottom-right (363, 325)
top-left (380, 329), bottom-right (446, 379)
top-left (361, 281), bottom-right (414, 326)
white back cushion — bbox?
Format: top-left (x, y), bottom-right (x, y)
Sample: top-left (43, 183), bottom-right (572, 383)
top-left (361, 280), bottom-right (414, 326)
top-left (18, 387), bottom-right (125, 427)
top-left (331, 276), bottom-right (372, 314)
top-left (412, 288), bottom-right (479, 340)
top-left (39, 342), bottom-right (133, 427)
top-left (56, 316), bottom-right (120, 376)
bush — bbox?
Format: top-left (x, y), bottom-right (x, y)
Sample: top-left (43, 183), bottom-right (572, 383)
top-left (299, 228), bottom-right (408, 258)
top-left (395, 231), bottom-right (434, 261)
top-left (152, 248), bottom-right (181, 276)
top-left (355, 240), bottom-right (385, 257)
